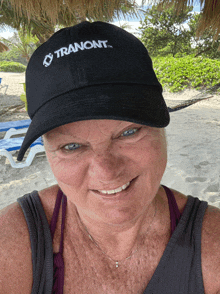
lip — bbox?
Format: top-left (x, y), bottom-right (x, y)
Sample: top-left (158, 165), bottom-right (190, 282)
top-left (91, 177), bottom-right (138, 201)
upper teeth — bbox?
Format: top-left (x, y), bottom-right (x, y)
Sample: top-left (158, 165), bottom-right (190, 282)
top-left (98, 182), bottom-right (130, 195)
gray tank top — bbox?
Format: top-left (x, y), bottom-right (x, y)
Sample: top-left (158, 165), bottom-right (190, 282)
top-left (144, 195), bottom-right (207, 294)
top-left (17, 189), bottom-right (208, 293)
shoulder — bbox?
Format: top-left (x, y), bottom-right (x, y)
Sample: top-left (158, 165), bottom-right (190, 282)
top-left (171, 188), bottom-right (220, 292)
top-left (0, 184), bottom-right (59, 293)
top-left (172, 187), bottom-right (220, 293)
top-left (201, 204), bottom-right (220, 293)
top-left (0, 201), bottom-right (33, 293)
top-left (202, 203), bottom-right (220, 238)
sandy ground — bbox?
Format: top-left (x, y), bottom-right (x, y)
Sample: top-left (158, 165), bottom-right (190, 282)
top-left (0, 72), bottom-right (220, 210)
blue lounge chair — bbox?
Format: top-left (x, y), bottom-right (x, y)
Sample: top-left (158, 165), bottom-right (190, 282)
top-left (0, 136), bottom-right (45, 168)
top-left (0, 119), bottom-right (31, 139)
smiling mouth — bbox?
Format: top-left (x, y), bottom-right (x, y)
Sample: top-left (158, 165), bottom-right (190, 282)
top-left (97, 181), bottom-right (131, 195)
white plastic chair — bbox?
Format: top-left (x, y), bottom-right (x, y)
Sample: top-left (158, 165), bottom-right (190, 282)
top-left (0, 137), bottom-right (45, 168)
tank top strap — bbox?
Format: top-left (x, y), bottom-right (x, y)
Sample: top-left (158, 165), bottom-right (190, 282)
top-left (50, 188), bottom-right (67, 294)
top-left (161, 185), bottom-right (182, 235)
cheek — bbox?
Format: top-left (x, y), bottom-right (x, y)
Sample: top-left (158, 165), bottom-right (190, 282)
top-left (132, 137), bottom-right (167, 205)
top-left (129, 133), bottom-right (167, 169)
top-left (150, 135), bottom-right (167, 167)
top-left (148, 135), bottom-right (167, 190)
top-left (148, 133), bottom-right (167, 172)
top-left (134, 133), bottom-right (167, 187)
top-left (46, 151), bottom-right (88, 187)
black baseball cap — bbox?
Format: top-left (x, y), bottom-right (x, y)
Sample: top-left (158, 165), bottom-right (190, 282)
top-left (17, 21), bottom-right (170, 161)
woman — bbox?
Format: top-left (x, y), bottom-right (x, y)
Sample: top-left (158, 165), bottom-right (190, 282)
top-left (0, 21), bottom-right (220, 294)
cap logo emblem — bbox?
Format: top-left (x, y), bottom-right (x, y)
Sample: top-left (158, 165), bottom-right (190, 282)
top-left (43, 40), bottom-right (113, 67)
top-left (43, 53), bottom-right (54, 67)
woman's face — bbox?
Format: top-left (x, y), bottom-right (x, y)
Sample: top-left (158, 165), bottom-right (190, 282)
top-left (44, 120), bottom-right (167, 225)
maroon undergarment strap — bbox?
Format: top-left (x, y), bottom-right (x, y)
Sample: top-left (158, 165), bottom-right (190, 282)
top-left (162, 185), bottom-right (181, 235)
top-left (50, 189), bottom-right (67, 294)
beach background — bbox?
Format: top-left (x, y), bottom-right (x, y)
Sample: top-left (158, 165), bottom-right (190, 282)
top-left (0, 72), bottom-right (220, 210)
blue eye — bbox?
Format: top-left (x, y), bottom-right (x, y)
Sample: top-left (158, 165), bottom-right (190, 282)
top-left (121, 128), bottom-right (138, 137)
top-left (63, 143), bottom-right (81, 151)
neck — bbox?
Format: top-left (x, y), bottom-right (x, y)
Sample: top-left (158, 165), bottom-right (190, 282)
top-left (74, 198), bottom-right (157, 262)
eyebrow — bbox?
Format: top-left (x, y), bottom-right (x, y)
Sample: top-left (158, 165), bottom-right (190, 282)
top-left (44, 122), bottom-right (143, 140)
top-left (44, 129), bottom-right (83, 141)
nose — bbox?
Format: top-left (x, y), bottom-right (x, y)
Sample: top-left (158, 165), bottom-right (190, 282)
top-left (89, 149), bottom-right (124, 182)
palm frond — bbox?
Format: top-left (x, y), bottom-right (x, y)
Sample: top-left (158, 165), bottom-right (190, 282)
top-left (4, 0), bottom-right (139, 24)
top-left (142, 0), bottom-right (220, 41)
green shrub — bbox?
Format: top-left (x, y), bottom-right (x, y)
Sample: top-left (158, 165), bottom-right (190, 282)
top-left (152, 56), bottom-right (220, 92)
top-left (0, 61), bottom-right (26, 72)
top-left (0, 51), bottom-right (27, 66)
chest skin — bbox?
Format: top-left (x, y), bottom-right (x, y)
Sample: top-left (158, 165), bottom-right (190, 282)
top-left (39, 186), bottom-right (220, 294)
top-left (53, 222), bottom-right (171, 294)
top-left (46, 185), bottom-right (174, 294)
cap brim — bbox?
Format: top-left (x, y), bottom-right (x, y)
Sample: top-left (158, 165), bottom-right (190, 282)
top-left (17, 84), bottom-right (170, 161)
